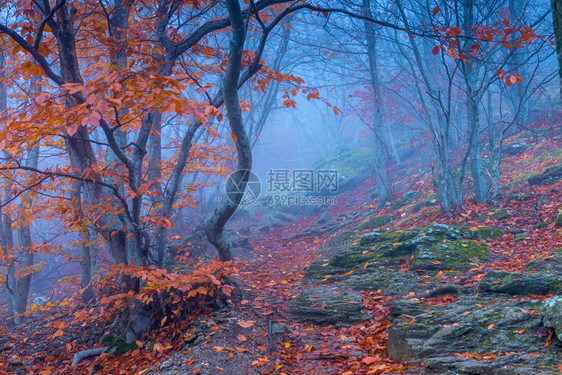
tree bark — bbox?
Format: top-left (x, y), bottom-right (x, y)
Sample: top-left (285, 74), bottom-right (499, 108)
top-left (204, 0), bottom-right (251, 262)
top-left (554, 0), bottom-right (562, 105)
top-left (363, 0), bottom-right (390, 204)
top-left (462, 0), bottom-right (491, 203)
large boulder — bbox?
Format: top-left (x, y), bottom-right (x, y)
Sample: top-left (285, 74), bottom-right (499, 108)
top-left (387, 296), bottom-right (560, 374)
top-left (287, 285), bottom-right (371, 326)
top-left (528, 164), bottom-right (562, 186)
top-left (503, 141), bottom-right (529, 156)
top-left (342, 270), bottom-right (426, 297)
top-left (479, 270), bottom-right (562, 296)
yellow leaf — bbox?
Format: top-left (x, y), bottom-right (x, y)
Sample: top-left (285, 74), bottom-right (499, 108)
top-left (284, 342), bottom-right (291, 349)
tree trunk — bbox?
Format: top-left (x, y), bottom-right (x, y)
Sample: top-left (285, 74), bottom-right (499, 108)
top-left (363, 0), bottom-right (390, 204)
top-left (463, 0), bottom-right (491, 203)
top-left (204, 0), bottom-right (251, 262)
top-left (554, 0), bottom-right (562, 105)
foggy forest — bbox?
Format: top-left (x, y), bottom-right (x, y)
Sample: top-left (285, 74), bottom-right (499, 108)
top-left (0, 0), bottom-right (561, 374)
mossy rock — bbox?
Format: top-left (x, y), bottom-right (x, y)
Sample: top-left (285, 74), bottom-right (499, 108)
top-left (463, 226), bottom-right (504, 240)
top-left (287, 285), bottom-right (371, 326)
top-left (410, 240), bottom-right (489, 272)
top-left (304, 247), bottom-right (373, 282)
top-left (528, 164), bottom-right (562, 186)
top-left (387, 296), bottom-right (550, 367)
top-left (412, 194), bottom-right (439, 213)
top-left (507, 193), bottom-right (529, 202)
top-left (359, 229), bottom-right (400, 246)
top-left (342, 270), bottom-right (426, 296)
top-left (327, 231), bottom-right (358, 248)
top-left (526, 248), bottom-right (562, 274)
top-left (358, 214), bottom-right (394, 230)
top-left (392, 190), bottom-right (421, 210)
top-left (503, 141), bottom-right (529, 155)
top-left (479, 270), bottom-right (562, 296)
top-left (490, 210), bottom-right (510, 221)
top-left (534, 222), bottom-right (548, 229)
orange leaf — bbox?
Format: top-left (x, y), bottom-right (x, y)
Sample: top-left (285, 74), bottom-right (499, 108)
top-left (231, 133), bottom-right (238, 142)
top-left (237, 320), bottom-right (255, 328)
top-left (362, 356), bottom-right (377, 364)
top-left (487, 323), bottom-right (495, 330)
top-left (237, 334), bottom-right (247, 342)
top-left (518, 329), bottom-right (525, 334)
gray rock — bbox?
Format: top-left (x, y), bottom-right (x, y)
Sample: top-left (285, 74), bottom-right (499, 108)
top-left (526, 248), bottom-right (562, 274)
top-left (528, 164), bottom-right (562, 186)
top-left (411, 240), bottom-right (489, 272)
top-left (342, 270), bottom-right (425, 297)
top-left (479, 270), bottom-right (562, 296)
top-left (387, 296), bottom-right (557, 372)
top-left (287, 286), bottom-right (371, 326)
top-left (392, 190), bottom-right (421, 210)
top-left (503, 141), bottom-right (529, 156)
top-left (271, 322), bottom-right (286, 335)
top-left (539, 296), bottom-right (562, 335)
top-left (421, 353), bottom-right (559, 375)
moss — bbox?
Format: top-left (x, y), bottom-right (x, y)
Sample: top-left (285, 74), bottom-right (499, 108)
top-left (556, 211), bottom-right (562, 227)
top-left (111, 341), bottom-right (137, 356)
top-left (411, 240), bottom-right (489, 272)
top-left (535, 222), bottom-right (548, 229)
top-left (329, 231), bottom-right (358, 247)
top-left (392, 191), bottom-right (421, 210)
top-left (528, 164), bottom-right (562, 186)
top-left (475, 227), bottom-right (504, 240)
top-left (490, 210), bottom-right (510, 221)
top-left (358, 215), bottom-right (394, 230)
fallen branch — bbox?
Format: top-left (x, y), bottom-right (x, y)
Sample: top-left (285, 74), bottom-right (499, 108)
top-left (71, 346), bottom-right (109, 366)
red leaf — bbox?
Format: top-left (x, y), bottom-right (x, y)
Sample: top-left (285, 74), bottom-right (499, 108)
top-left (432, 6), bottom-right (440, 16)
top-left (363, 356), bottom-right (377, 364)
top-left (432, 46), bottom-right (440, 55)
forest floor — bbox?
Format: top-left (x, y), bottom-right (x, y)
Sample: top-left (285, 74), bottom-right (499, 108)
top-left (1, 132), bottom-right (562, 375)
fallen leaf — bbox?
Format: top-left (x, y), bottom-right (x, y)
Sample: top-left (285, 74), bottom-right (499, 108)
top-left (237, 320), bottom-right (255, 328)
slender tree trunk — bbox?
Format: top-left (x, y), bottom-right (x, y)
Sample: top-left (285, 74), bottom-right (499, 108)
top-left (553, 0), bottom-right (562, 106)
top-left (363, 0), bottom-right (390, 204)
top-left (463, 0), bottom-right (491, 203)
top-left (204, 0), bottom-right (250, 262)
